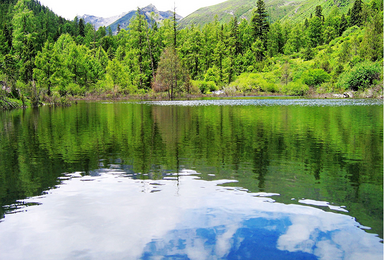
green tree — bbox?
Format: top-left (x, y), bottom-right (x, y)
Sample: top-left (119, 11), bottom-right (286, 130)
top-left (267, 22), bottom-right (284, 57)
top-left (34, 40), bottom-right (54, 95)
top-left (350, 0), bottom-right (363, 26)
top-left (79, 18), bottom-right (85, 37)
top-left (0, 29), bottom-right (10, 55)
top-left (359, 12), bottom-right (383, 61)
top-left (315, 5), bottom-right (324, 21)
top-left (153, 47), bottom-right (188, 99)
top-left (338, 40), bottom-right (351, 63)
top-left (103, 58), bottom-right (135, 93)
top-left (284, 25), bottom-right (302, 54)
top-left (179, 24), bottom-right (202, 80)
top-left (251, 0), bottom-right (270, 48)
top-left (126, 8), bottom-right (152, 89)
top-left (252, 38), bottom-right (265, 63)
top-left (307, 16), bottom-right (323, 47)
top-left (230, 16), bottom-right (241, 55)
top-left (339, 14), bottom-right (348, 36)
top-left (12, 0), bottom-right (37, 82)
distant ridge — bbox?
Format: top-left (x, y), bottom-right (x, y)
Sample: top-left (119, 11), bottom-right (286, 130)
top-left (81, 4), bottom-right (182, 34)
top-left (80, 13), bottom-right (127, 30)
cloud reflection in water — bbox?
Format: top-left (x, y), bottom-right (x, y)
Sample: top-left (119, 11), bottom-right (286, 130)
top-left (0, 169), bottom-right (382, 260)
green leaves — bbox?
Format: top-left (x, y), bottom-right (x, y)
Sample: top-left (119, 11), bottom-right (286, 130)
top-left (337, 61), bottom-right (381, 91)
top-left (302, 69), bottom-right (331, 86)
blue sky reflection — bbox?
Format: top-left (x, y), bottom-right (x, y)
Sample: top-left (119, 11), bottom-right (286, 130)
top-left (0, 170), bottom-right (382, 259)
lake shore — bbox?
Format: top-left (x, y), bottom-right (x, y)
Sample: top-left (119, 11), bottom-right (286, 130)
top-left (1, 86), bottom-right (382, 110)
top-left (68, 86), bottom-right (383, 102)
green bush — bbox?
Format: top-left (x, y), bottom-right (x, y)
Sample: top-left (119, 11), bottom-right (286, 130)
top-left (337, 61), bottom-right (382, 91)
top-left (67, 83), bottom-right (85, 96)
top-left (281, 81), bottom-right (309, 96)
top-left (192, 80), bottom-right (218, 94)
top-left (301, 69), bottom-right (331, 86)
top-left (204, 67), bottom-right (220, 84)
top-left (229, 72), bottom-right (280, 93)
top-left (229, 73), bottom-right (257, 92)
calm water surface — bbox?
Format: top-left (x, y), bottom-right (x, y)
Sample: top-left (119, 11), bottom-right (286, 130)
top-left (0, 99), bottom-right (382, 259)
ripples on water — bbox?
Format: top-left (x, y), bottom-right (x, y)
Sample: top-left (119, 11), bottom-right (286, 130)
top-left (140, 98), bottom-right (383, 107)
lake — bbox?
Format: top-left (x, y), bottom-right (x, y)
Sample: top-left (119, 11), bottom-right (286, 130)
top-left (0, 98), bottom-right (382, 259)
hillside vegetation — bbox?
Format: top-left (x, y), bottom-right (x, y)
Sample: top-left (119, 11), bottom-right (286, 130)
top-left (0, 0), bottom-right (382, 108)
top-left (179, 0), bottom-right (355, 27)
top-left (180, 0), bottom-right (300, 27)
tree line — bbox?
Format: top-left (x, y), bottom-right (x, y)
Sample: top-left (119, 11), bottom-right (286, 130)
top-left (0, 0), bottom-right (382, 106)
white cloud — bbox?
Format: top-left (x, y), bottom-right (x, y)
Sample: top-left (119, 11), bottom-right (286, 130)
top-left (0, 171), bottom-right (382, 259)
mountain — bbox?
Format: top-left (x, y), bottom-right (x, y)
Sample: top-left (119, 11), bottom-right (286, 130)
top-left (80, 13), bottom-right (127, 30)
top-left (179, 0), bottom-right (354, 28)
top-left (81, 4), bottom-right (182, 34)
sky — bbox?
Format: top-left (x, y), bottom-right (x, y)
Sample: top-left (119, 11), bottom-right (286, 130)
top-left (38, 0), bottom-right (226, 20)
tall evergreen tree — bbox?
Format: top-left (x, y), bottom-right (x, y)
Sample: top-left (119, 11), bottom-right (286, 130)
top-left (230, 16), bottom-right (241, 55)
top-left (79, 18), bottom-right (85, 37)
top-left (350, 0), bottom-right (363, 26)
top-left (339, 14), bottom-right (348, 36)
top-left (315, 6), bottom-right (323, 19)
top-left (251, 0), bottom-right (269, 48)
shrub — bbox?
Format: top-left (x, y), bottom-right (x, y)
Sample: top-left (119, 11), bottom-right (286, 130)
top-left (229, 73), bottom-right (258, 92)
top-left (192, 80), bottom-right (218, 94)
top-left (337, 61), bottom-right (382, 91)
top-left (229, 72), bottom-right (280, 93)
top-left (301, 69), bottom-right (331, 86)
top-left (204, 67), bottom-right (220, 84)
top-left (281, 81), bottom-right (309, 96)
top-left (67, 83), bottom-right (85, 96)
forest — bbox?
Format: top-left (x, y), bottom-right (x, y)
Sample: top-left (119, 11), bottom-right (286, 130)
top-left (0, 0), bottom-right (383, 108)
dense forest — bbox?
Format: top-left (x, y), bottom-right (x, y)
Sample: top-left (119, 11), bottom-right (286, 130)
top-left (0, 0), bottom-right (383, 108)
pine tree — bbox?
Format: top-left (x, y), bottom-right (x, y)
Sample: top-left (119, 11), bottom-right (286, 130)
top-left (3, 23), bottom-right (12, 50)
top-left (307, 16), bottom-right (323, 47)
top-left (251, 0), bottom-right (269, 48)
top-left (0, 29), bottom-right (9, 55)
top-left (79, 18), bottom-right (85, 37)
top-left (315, 6), bottom-right (323, 20)
top-left (350, 0), bottom-right (362, 26)
top-left (339, 14), bottom-right (348, 36)
top-left (304, 18), bottom-right (309, 28)
top-left (230, 16), bottom-right (241, 55)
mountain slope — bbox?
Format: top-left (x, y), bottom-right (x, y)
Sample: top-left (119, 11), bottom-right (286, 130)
top-left (179, 0), bottom-right (354, 28)
top-left (179, 0), bottom-right (301, 27)
top-left (83, 4), bottom-right (182, 34)
top-left (109, 4), bottom-right (182, 32)
top-left (80, 13), bottom-right (127, 30)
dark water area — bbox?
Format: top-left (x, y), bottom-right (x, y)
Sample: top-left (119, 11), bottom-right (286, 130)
top-left (0, 99), bottom-right (382, 259)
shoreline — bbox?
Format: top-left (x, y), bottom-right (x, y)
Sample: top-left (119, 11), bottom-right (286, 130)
top-left (1, 88), bottom-right (382, 110)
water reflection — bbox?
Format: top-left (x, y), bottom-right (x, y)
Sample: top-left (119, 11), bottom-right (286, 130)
top-left (0, 99), bottom-right (382, 258)
top-left (0, 169), bottom-right (381, 260)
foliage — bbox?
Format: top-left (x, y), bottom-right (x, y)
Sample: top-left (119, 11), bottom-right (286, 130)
top-left (337, 61), bottom-right (382, 90)
top-left (302, 69), bottom-right (331, 86)
top-left (281, 81), bottom-right (309, 96)
top-left (229, 73), bottom-right (279, 93)
top-left (0, 0), bottom-right (383, 106)
top-left (192, 80), bottom-right (218, 94)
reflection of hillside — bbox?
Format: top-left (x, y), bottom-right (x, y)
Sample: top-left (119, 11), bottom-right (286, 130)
top-left (0, 101), bottom-right (382, 238)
